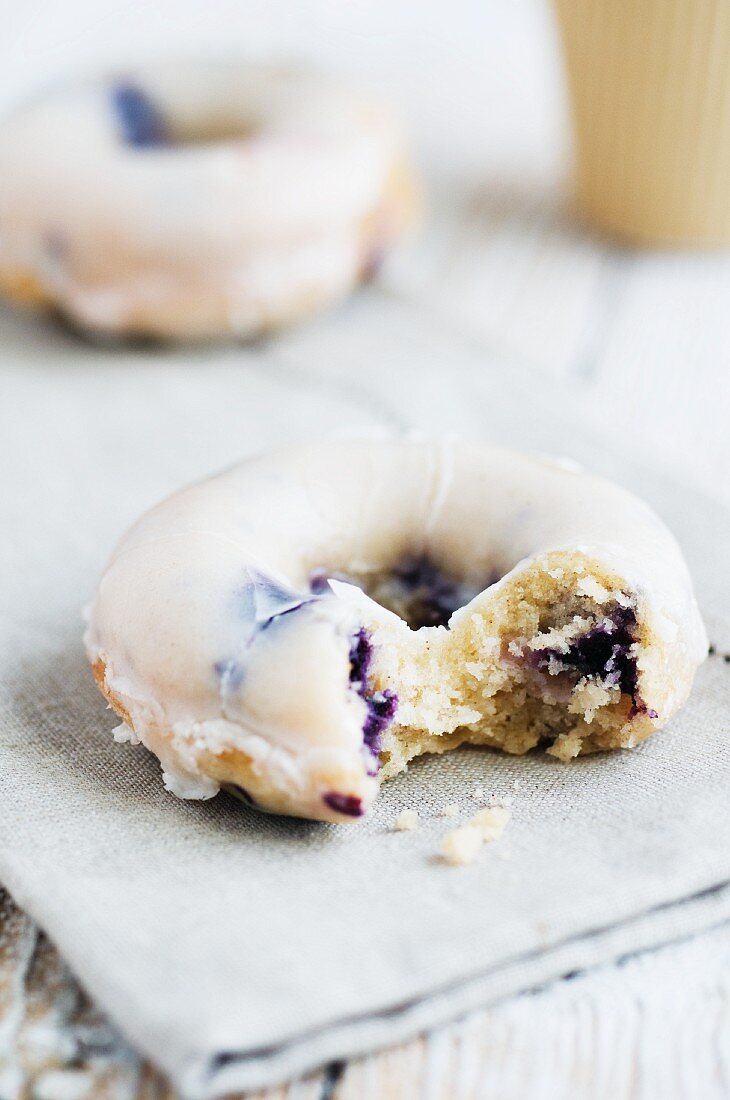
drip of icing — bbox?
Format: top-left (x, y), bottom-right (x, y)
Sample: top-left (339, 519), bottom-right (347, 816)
top-left (215, 569), bottom-right (319, 701)
top-left (238, 568), bottom-right (317, 626)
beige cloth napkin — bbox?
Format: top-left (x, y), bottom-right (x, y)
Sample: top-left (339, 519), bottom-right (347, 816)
top-left (1, 311), bottom-right (729, 1097)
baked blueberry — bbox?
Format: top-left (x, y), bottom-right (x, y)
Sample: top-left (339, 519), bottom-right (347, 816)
top-left (110, 82), bottom-right (168, 147)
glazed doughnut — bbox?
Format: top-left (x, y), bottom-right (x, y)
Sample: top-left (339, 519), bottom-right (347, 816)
top-left (0, 62), bottom-right (419, 339)
top-left (84, 439), bottom-right (707, 823)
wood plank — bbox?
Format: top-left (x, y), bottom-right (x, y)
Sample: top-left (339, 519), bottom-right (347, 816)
top-left (334, 924), bottom-right (730, 1100)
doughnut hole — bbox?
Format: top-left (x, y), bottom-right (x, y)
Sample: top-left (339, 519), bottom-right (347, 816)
top-left (311, 556), bottom-right (493, 630)
top-left (162, 109), bottom-right (260, 147)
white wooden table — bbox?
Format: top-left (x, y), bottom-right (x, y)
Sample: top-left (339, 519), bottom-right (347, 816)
top-left (2, 1), bottom-right (730, 1096)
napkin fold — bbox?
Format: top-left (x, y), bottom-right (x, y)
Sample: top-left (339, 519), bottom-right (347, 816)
top-left (1, 328), bottom-right (729, 1097)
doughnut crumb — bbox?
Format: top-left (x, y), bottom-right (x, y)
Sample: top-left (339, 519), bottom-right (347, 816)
top-left (473, 804), bottom-right (511, 841)
top-left (392, 809), bottom-right (420, 832)
top-left (441, 805), bottom-right (511, 866)
top-left (441, 825), bottom-right (483, 866)
top-left (439, 803), bottom-right (460, 817)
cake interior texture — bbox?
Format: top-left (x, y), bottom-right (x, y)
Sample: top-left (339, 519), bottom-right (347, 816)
top-left (315, 551), bottom-right (660, 779)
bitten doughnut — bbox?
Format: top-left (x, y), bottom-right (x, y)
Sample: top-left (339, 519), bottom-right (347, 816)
top-left (0, 62), bottom-right (419, 340)
top-left (84, 440), bottom-right (707, 823)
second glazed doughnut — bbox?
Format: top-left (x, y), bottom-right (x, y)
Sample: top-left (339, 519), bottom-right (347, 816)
top-left (0, 62), bottom-right (419, 340)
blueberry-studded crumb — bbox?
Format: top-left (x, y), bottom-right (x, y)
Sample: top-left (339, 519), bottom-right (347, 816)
top-left (349, 628), bottom-right (398, 773)
top-left (529, 604), bottom-right (657, 719)
top-left (363, 690), bottom-right (398, 754)
top-left (110, 82), bottom-right (168, 147)
top-left (349, 628), bottom-right (373, 687)
top-left (323, 792), bottom-right (364, 817)
top-left (530, 605), bottom-right (638, 694)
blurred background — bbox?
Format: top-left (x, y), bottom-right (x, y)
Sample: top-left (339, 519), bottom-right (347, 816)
top-left (0, 0), bottom-right (565, 176)
top-left (2, 0), bottom-right (725, 507)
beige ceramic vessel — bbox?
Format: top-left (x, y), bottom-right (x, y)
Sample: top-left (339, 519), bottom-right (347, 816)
top-left (553, 0), bottom-right (730, 246)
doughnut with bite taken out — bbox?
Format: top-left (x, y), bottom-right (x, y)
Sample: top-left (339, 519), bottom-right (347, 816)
top-left (84, 439), bottom-right (707, 823)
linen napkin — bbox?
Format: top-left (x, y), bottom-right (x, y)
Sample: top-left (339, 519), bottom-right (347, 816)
top-left (1, 305), bottom-right (729, 1097)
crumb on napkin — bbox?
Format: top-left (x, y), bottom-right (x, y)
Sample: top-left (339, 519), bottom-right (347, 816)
top-left (392, 809), bottom-right (420, 832)
top-left (440, 805), bottom-right (511, 866)
top-left (439, 803), bottom-right (460, 817)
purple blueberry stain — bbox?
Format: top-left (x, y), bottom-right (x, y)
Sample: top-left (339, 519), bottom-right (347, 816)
top-left (309, 568), bottom-right (331, 595)
top-left (528, 603), bottom-right (656, 719)
top-left (213, 658), bottom-right (244, 692)
top-left (349, 627), bottom-right (373, 687)
top-left (323, 792), bottom-right (365, 817)
top-left (348, 628), bottom-right (398, 774)
top-left (530, 606), bottom-right (637, 691)
top-left (110, 82), bottom-right (169, 147)
top-left (362, 690), bottom-right (398, 762)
